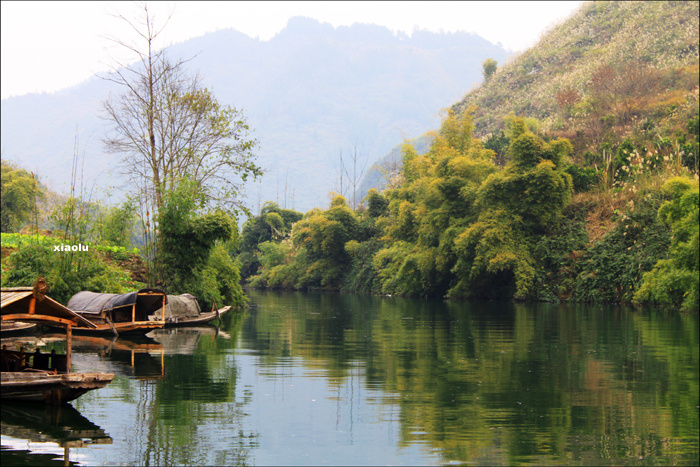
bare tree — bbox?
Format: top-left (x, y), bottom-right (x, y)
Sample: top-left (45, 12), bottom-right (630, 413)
top-left (101, 2), bottom-right (260, 214)
top-left (333, 148), bottom-right (347, 199)
top-left (343, 141), bottom-right (369, 210)
top-left (588, 62), bottom-right (660, 124)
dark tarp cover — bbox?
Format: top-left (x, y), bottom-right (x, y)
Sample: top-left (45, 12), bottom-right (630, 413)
top-left (155, 294), bottom-right (201, 320)
top-left (67, 289), bottom-right (166, 316)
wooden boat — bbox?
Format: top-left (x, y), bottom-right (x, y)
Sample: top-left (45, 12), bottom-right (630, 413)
top-left (65, 288), bottom-right (167, 336)
top-left (150, 293), bottom-right (231, 327)
top-left (1, 287), bottom-right (115, 404)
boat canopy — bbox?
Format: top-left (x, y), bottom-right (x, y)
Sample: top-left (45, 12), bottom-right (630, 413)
top-left (155, 294), bottom-right (201, 320)
top-left (1, 287), bottom-right (96, 328)
top-left (67, 289), bottom-right (167, 321)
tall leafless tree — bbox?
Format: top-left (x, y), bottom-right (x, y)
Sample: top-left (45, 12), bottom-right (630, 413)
top-left (343, 141), bottom-right (369, 210)
top-left (101, 2), bottom-right (260, 215)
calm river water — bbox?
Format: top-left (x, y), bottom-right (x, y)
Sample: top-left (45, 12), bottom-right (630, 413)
top-left (2, 290), bottom-right (698, 466)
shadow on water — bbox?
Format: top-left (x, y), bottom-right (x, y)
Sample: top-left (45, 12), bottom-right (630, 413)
top-left (1, 402), bottom-right (112, 466)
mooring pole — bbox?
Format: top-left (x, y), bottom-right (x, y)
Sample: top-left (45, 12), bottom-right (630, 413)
top-left (66, 324), bottom-right (72, 372)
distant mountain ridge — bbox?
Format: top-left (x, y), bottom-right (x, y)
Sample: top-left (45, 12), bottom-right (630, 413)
top-left (0, 16), bottom-right (510, 213)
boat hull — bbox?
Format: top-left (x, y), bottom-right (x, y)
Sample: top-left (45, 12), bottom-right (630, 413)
top-left (163, 306), bottom-right (231, 327)
top-left (70, 320), bottom-right (165, 335)
top-left (1, 371), bottom-right (115, 404)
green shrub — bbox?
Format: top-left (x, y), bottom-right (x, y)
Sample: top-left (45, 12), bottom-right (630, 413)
top-left (565, 164), bottom-right (598, 192)
top-left (532, 217), bottom-right (589, 301)
top-left (634, 177), bottom-right (699, 311)
top-left (156, 178), bottom-right (245, 309)
top-left (573, 193), bottom-right (671, 303)
top-left (3, 243), bottom-right (131, 304)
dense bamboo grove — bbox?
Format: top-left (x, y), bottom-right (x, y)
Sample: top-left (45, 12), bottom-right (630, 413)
top-left (238, 110), bottom-right (698, 311)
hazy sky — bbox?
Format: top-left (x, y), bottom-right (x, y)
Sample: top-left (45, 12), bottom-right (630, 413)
top-left (1, 1), bottom-right (583, 100)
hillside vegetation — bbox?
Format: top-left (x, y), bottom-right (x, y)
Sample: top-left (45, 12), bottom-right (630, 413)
top-left (455, 2), bottom-right (697, 134)
top-left (238, 1), bottom-right (699, 312)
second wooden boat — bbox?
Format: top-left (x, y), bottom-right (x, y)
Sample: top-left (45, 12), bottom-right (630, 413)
top-left (66, 289), bottom-right (167, 336)
top-left (150, 293), bottom-right (231, 327)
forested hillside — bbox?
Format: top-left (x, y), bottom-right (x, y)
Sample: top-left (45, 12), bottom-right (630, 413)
top-left (238, 1), bottom-right (699, 311)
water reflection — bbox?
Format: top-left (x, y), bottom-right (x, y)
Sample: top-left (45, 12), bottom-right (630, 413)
top-left (53, 333), bottom-right (167, 380)
top-left (148, 325), bottom-right (232, 355)
top-left (1, 402), bottom-right (111, 466)
top-left (241, 291), bottom-right (699, 466)
top-left (71, 311), bottom-right (256, 466)
top-left (1, 292), bottom-right (697, 466)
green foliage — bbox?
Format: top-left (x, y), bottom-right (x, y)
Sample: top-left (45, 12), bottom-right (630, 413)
top-left (247, 240), bottom-right (296, 289)
top-left (230, 106), bottom-right (694, 309)
top-left (244, 194), bottom-right (382, 292)
top-left (372, 241), bottom-right (413, 295)
top-left (532, 216), bottom-right (589, 301)
top-left (92, 199), bottom-right (137, 248)
top-left (288, 198), bottom-right (361, 289)
top-left (1, 233), bottom-right (138, 256)
top-left (257, 241), bottom-right (289, 270)
top-left (372, 109), bottom-right (498, 297)
top-left (483, 130), bottom-right (510, 166)
top-left (634, 177), bottom-right (699, 311)
top-left (439, 109), bottom-right (477, 155)
top-left (446, 118), bottom-right (575, 299)
top-left (157, 178), bottom-right (244, 310)
top-left (238, 202), bottom-right (302, 279)
top-left (565, 164), bottom-right (598, 192)
top-left (482, 121), bottom-right (573, 226)
top-left (2, 243), bottom-right (133, 304)
top-left (0, 162), bottom-right (44, 233)
top-left (203, 243), bottom-right (246, 310)
top-left (265, 212), bottom-right (285, 237)
top-left (365, 189), bottom-right (389, 218)
top-left (573, 193), bottom-right (672, 303)
top-left (478, 161), bottom-right (573, 232)
top-left (482, 58), bottom-right (498, 81)
top-left (342, 238), bottom-right (382, 294)
top-left (2, 192), bottom-right (142, 302)
top-left (450, 209), bottom-right (535, 300)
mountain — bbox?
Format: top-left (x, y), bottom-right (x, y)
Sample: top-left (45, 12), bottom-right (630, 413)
top-left (0, 17), bottom-right (510, 213)
top-left (451, 1), bottom-right (699, 146)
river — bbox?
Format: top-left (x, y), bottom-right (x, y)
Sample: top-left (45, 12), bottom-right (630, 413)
top-left (2, 290), bottom-right (698, 466)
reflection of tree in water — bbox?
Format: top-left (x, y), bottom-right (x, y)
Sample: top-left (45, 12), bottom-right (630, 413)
top-left (131, 314), bottom-right (258, 466)
top-left (245, 290), bottom-right (699, 465)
